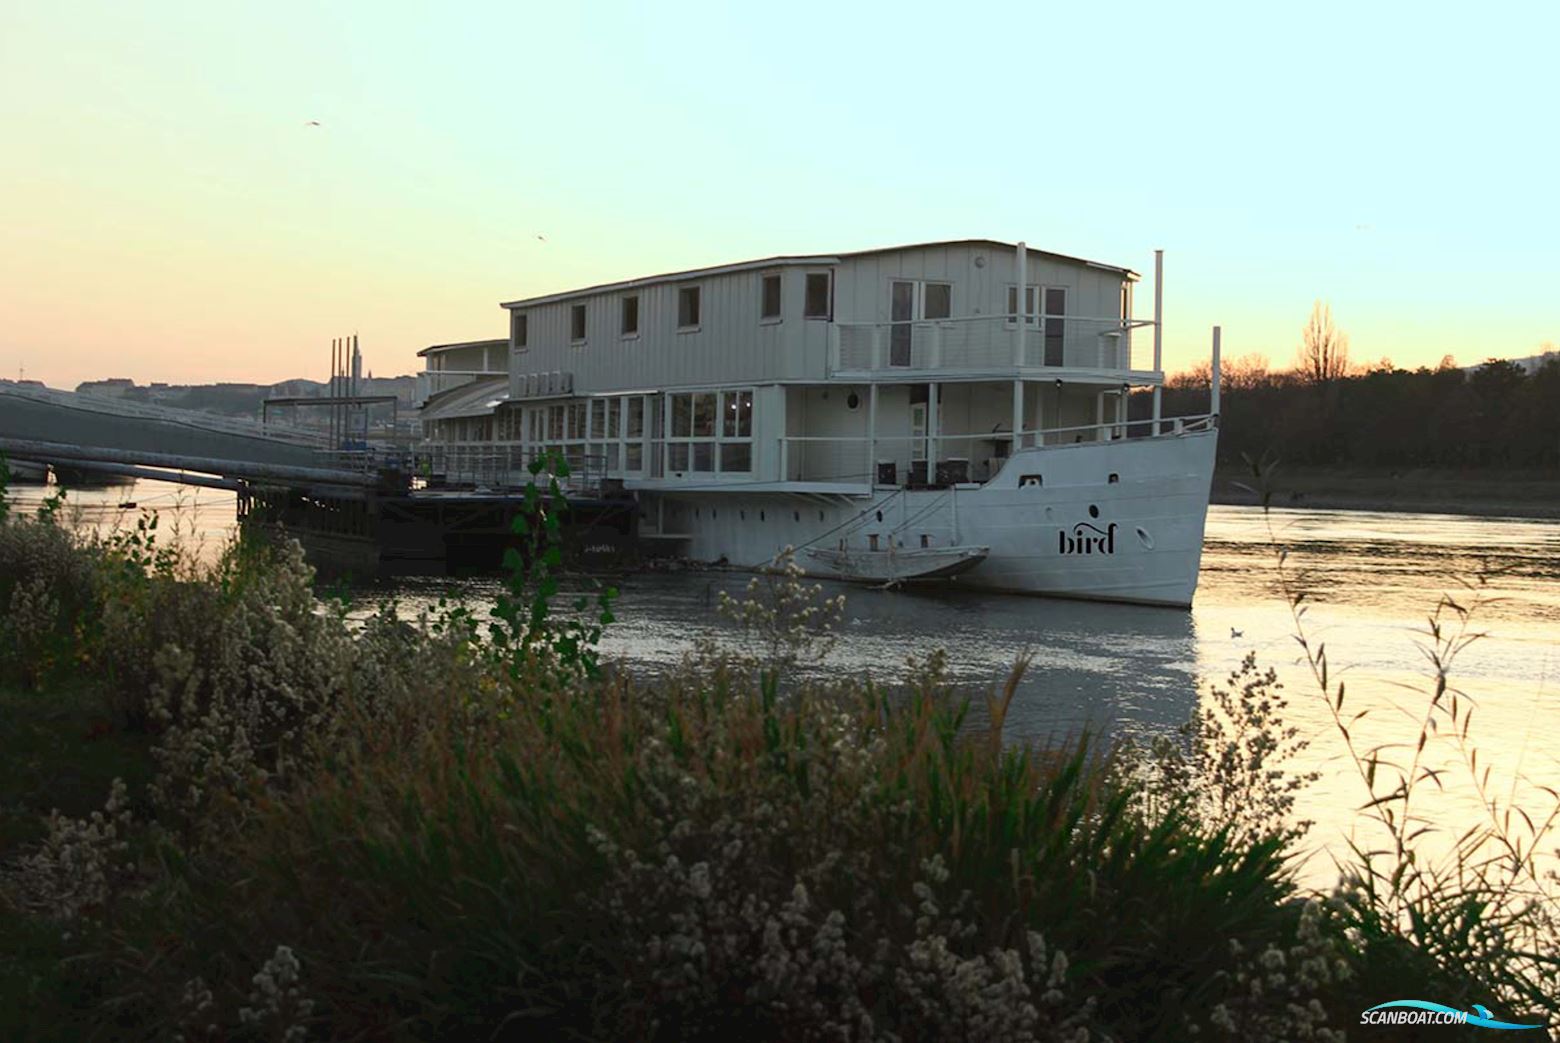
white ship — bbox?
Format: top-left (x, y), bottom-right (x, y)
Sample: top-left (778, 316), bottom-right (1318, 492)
top-left (417, 240), bottom-right (1221, 608)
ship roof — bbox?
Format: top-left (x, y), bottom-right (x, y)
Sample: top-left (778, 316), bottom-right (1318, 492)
top-left (499, 239), bottom-right (1138, 310)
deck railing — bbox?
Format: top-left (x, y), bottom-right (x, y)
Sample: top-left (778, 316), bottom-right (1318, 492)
top-left (830, 314), bottom-right (1153, 375)
top-left (777, 414), bottom-right (1216, 485)
top-left (413, 443), bottom-right (608, 494)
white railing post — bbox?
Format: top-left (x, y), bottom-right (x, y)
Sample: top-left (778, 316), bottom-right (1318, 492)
top-left (1011, 379), bottom-right (1023, 453)
top-left (928, 323), bottom-right (942, 369)
top-left (868, 384), bottom-right (879, 485)
top-left (828, 324), bottom-right (841, 373)
top-left (1152, 249), bottom-right (1164, 435)
top-left (870, 327), bottom-right (882, 371)
top-left (1211, 325), bottom-right (1222, 417)
top-left (1014, 242), bottom-right (1027, 367)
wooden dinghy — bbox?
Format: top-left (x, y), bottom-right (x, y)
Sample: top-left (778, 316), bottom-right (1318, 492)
top-left (803, 544), bottom-right (988, 585)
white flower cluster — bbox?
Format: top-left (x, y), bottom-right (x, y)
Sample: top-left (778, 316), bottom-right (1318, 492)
top-left (4, 777), bottom-right (134, 921)
top-left (1188, 901), bottom-right (1350, 1041)
top-left (237, 944), bottom-right (315, 1042)
top-left (579, 718), bottom-right (1096, 1041)
top-left (714, 547), bottom-right (848, 676)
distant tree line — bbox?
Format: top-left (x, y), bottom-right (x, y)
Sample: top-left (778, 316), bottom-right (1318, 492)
top-left (1139, 303), bottom-right (1560, 469)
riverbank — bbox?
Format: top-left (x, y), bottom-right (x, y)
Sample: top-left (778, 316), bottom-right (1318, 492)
top-left (1213, 465), bottom-right (1560, 519)
top-left (1, 503), bottom-right (1555, 1038)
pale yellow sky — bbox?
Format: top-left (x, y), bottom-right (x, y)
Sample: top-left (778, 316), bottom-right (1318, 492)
top-left (2, 1), bottom-right (1555, 389)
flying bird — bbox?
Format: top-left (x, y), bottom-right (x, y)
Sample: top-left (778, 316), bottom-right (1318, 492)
top-left (305, 120), bottom-right (321, 126)
top-left (535, 234), bottom-right (547, 242)
top-left (1230, 627), bottom-right (1244, 638)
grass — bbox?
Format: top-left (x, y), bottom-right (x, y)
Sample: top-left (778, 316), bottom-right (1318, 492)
top-left (0, 684), bottom-right (154, 851)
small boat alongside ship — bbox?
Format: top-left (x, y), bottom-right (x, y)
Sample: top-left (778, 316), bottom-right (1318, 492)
top-left (804, 542), bottom-right (989, 585)
top-left (416, 239), bottom-right (1222, 607)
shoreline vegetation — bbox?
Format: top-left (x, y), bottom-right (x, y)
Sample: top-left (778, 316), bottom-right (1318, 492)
top-left (1212, 464), bottom-right (1560, 519)
top-left (1, 456), bottom-right (1557, 1040)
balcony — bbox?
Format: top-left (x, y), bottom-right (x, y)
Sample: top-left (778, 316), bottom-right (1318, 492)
top-left (829, 314), bottom-right (1154, 377)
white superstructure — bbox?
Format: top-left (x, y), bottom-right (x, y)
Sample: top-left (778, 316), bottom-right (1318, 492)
top-left (418, 240), bottom-right (1220, 607)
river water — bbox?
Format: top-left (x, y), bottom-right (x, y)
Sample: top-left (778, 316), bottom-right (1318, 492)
top-left (11, 478), bottom-right (1560, 883)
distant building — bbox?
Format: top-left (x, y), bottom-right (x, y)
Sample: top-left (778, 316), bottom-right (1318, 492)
top-left (76, 377), bottom-right (136, 398)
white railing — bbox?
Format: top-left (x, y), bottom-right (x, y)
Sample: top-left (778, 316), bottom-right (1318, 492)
top-left (415, 443), bottom-right (609, 493)
top-left (830, 314), bottom-right (1153, 374)
top-left (415, 369), bottom-right (507, 405)
top-left (776, 414), bottom-right (1216, 486)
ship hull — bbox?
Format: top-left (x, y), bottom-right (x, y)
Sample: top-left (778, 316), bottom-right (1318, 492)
top-left (647, 428), bottom-right (1219, 608)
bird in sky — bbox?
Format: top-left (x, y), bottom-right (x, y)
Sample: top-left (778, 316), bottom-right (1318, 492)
top-left (305, 120), bottom-right (321, 127)
top-left (1230, 627), bottom-right (1244, 638)
top-left (535, 234), bottom-right (547, 242)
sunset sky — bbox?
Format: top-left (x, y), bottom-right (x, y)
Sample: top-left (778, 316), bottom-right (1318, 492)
top-left (2, 1), bottom-right (1556, 389)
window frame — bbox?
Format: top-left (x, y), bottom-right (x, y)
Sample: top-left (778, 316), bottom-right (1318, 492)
top-left (803, 271), bottom-right (832, 320)
top-left (663, 387), bottom-right (755, 477)
top-left (620, 294), bottom-right (640, 339)
top-left (677, 284), bottom-right (702, 332)
top-left (759, 272), bottom-right (782, 324)
top-left (570, 303), bottom-right (587, 345)
top-left (512, 311), bottom-right (529, 350)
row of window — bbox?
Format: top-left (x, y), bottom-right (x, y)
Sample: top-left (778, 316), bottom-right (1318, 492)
top-left (442, 389), bottom-right (759, 475)
top-left (511, 273), bottom-right (833, 349)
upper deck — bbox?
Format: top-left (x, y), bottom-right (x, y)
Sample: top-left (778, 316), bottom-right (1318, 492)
top-left (488, 240), bottom-right (1153, 401)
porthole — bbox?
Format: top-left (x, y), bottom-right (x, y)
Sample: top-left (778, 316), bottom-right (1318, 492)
top-left (1107, 473), bottom-right (1119, 484)
top-left (818, 510), bottom-right (825, 522)
top-left (1088, 504), bottom-right (1099, 518)
top-left (875, 509), bottom-right (883, 522)
top-left (847, 392), bottom-right (860, 410)
top-left (760, 510), bottom-right (766, 521)
top-left (740, 509), bottom-right (746, 521)
top-left (793, 510), bottom-right (800, 522)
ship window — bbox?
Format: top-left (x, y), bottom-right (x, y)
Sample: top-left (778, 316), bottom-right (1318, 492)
top-left (1044, 288), bottom-right (1066, 366)
top-left (924, 282), bottom-right (952, 320)
top-left (760, 274), bottom-right (782, 321)
top-left (667, 388), bottom-right (754, 475)
top-left (621, 295), bottom-right (639, 337)
top-left (512, 312), bottom-right (528, 349)
top-left (720, 444), bottom-right (751, 472)
top-left (1019, 474), bottom-right (1042, 487)
top-left (804, 272), bottom-right (831, 319)
top-left (722, 389), bottom-right (752, 438)
top-left (571, 304), bottom-right (586, 343)
top-left (1108, 473), bottom-right (1119, 484)
top-left (678, 285), bottom-right (701, 329)
top-left (1006, 286), bottom-right (1038, 326)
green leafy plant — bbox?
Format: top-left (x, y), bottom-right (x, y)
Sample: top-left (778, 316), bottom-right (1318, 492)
top-left (488, 453), bottom-right (617, 682)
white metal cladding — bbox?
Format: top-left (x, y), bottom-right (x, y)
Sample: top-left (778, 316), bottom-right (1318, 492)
top-left (501, 243), bottom-right (1137, 400)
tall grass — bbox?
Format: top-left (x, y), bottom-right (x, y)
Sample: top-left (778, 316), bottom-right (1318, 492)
top-left (1245, 452), bottom-right (1560, 1022)
top-left (0, 461), bottom-right (1552, 1038)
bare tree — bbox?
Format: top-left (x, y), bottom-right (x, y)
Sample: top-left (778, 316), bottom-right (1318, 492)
top-left (1296, 300), bottom-right (1350, 384)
